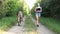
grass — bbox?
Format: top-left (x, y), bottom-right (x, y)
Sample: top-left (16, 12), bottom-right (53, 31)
top-left (0, 16), bottom-right (17, 31)
top-left (40, 17), bottom-right (60, 34)
top-left (32, 15), bottom-right (60, 34)
top-left (24, 16), bottom-right (37, 31)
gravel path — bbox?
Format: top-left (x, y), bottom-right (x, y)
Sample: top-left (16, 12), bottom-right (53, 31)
top-left (31, 17), bottom-right (55, 34)
top-left (0, 16), bottom-right (55, 34)
top-left (1, 17), bottom-right (26, 34)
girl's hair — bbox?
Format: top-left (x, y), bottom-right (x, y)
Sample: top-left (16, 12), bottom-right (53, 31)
top-left (36, 3), bottom-right (40, 7)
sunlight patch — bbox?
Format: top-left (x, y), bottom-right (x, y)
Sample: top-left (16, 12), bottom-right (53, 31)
top-left (25, 0), bottom-right (36, 10)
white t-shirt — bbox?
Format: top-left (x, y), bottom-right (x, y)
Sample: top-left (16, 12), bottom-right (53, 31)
top-left (36, 6), bottom-right (42, 12)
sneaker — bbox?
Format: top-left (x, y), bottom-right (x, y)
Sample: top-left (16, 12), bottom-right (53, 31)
top-left (37, 25), bottom-right (39, 27)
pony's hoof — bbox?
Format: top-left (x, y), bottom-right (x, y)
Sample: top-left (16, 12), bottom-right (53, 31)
top-left (18, 24), bottom-right (20, 26)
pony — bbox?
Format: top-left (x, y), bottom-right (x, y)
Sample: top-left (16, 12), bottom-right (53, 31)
top-left (17, 11), bottom-right (23, 26)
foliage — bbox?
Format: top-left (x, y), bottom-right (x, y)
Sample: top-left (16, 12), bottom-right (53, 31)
top-left (41, 0), bottom-right (60, 18)
top-left (0, 0), bottom-right (24, 18)
top-left (31, 0), bottom-right (60, 34)
top-left (0, 16), bottom-right (17, 31)
top-left (31, 0), bottom-right (60, 19)
top-left (40, 17), bottom-right (60, 34)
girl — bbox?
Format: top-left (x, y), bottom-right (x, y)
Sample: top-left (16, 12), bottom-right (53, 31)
top-left (35, 3), bottom-right (42, 27)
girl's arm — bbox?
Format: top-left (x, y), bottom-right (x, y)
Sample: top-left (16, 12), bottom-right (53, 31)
top-left (40, 7), bottom-right (42, 12)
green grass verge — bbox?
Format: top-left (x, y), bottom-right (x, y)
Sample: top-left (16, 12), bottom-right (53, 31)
top-left (32, 15), bottom-right (60, 34)
top-left (24, 16), bottom-right (37, 31)
top-left (0, 16), bottom-right (17, 31)
top-left (40, 17), bottom-right (60, 34)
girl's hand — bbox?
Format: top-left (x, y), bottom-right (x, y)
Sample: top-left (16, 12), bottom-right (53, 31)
top-left (40, 8), bottom-right (42, 12)
top-left (40, 11), bottom-right (42, 12)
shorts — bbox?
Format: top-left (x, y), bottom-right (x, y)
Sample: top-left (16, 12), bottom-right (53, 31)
top-left (35, 12), bottom-right (41, 17)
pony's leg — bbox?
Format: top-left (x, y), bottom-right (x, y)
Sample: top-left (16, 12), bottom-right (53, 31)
top-left (18, 17), bottom-right (20, 26)
top-left (20, 17), bottom-right (21, 25)
top-left (21, 15), bottom-right (23, 21)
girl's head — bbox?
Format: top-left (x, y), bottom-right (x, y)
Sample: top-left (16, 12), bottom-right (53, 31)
top-left (37, 3), bottom-right (40, 7)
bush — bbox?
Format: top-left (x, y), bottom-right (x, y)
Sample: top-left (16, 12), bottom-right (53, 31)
top-left (0, 0), bottom-right (24, 18)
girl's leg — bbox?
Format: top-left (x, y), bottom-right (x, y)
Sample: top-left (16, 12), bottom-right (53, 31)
top-left (36, 13), bottom-right (39, 27)
top-left (36, 16), bottom-right (39, 25)
top-left (36, 16), bottom-right (39, 27)
top-left (36, 13), bottom-right (40, 27)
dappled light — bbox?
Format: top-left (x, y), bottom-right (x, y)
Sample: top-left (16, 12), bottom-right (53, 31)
top-left (23, 1), bottom-right (29, 15)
